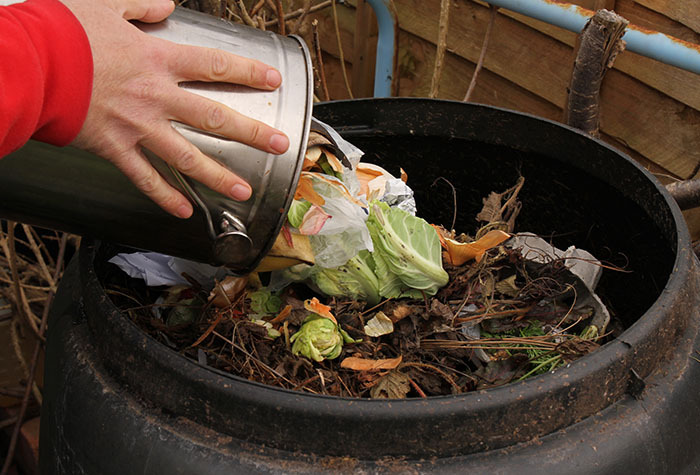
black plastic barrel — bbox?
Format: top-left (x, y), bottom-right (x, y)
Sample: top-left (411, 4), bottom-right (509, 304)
top-left (40, 99), bottom-right (700, 474)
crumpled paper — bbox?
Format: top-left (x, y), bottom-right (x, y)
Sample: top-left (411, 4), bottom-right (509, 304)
top-left (507, 233), bottom-right (610, 333)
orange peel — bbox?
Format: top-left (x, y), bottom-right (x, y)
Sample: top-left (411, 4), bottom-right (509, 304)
top-left (442, 229), bottom-right (511, 266)
top-left (304, 297), bottom-right (337, 323)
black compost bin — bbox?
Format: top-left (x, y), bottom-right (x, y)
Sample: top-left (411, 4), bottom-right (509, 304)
top-left (40, 99), bottom-right (700, 474)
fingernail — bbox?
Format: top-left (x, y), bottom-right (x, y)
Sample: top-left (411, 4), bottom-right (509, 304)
top-left (269, 133), bottom-right (289, 154)
top-left (231, 183), bottom-right (252, 201)
top-left (177, 204), bottom-right (193, 219)
top-left (266, 69), bottom-right (282, 88)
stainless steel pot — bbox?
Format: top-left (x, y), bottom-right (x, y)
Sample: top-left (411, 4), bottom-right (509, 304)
top-left (0, 7), bottom-right (313, 274)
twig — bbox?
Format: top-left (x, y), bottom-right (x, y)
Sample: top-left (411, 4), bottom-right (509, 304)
top-left (1, 232), bottom-right (68, 475)
top-left (454, 306), bottom-right (532, 323)
top-left (464, 5), bottom-right (497, 102)
top-left (0, 388), bottom-right (25, 398)
top-left (274, 0), bottom-right (286, 35)
top-left (429, 0), bottom-right (451, 98)
top-left (332, 0), bottom-right (354, 98)
top-left (360, 297), bottom-right (392, 316)
top-left (312, 19), bottom-right (331, 101)
top-left (10, 321), bottom-right (42, 404)
top-left (237, 0), bottom-right (257, 27)
top-left (189, 310), bottom-right (224, 348)
top-left (265, 0), bottom-right (332, 27)
top-left (0, 278), bottom-right (52, 292)
top-left (0, 417), bottom-right (19, 430)
top-left (250, 0), bottom-right (266, 16)
top-left (431, 177), bottom-right (457, 230)
top-left (293, 373), bottom-right (321, 391)
top-left (289, 0), bottom-right (312, 35)
top-left (407, 376), bottom-right (427, 398)
top-left (564, 9), bottom-right (628, 136)
top-left (402, 362), bottom-right (461, 393)
top-left (22, 224), bottom-right (56, 292)
top-left (0, 223), bottom-right (43, 341)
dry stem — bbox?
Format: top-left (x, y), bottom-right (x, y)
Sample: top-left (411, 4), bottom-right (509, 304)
top-left (312, 19), bottom-right (331, 101)
top-left (564, 9), bottom-right (628, 136)
top-left (332, 0), bottom-right (354, 98)
top-left (236, 0), bottom-right (257, 27)
top-left (429, 0), bottom-right (451, 98)
top-left (289, 0), bottom-right (312, 35)
top-left (1, 232), bottom-right (68, 475)
top-left (464, 5), bottom-right (497, 102)
top-left (265, 0), bottom-right (332, 27)
top-left (274, 0), bottom-right (286, 35)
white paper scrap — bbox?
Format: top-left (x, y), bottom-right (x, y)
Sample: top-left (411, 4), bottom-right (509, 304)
top-left (108, 252), bottom-right (225, 288)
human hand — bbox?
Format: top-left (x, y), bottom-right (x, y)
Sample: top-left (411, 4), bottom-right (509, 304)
top-left (61, 0), bottom-right (290, 218)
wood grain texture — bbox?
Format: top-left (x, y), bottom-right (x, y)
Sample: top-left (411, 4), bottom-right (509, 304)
top-left (635, 0), bottom-right (700, 34)
top-left (490, 0), bottom-right (700, 110)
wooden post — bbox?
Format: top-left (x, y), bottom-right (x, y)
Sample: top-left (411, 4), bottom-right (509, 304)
top-left (351, 0), bottom-right (378, 98)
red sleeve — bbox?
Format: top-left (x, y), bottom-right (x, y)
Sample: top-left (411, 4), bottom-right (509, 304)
top-left (0, 0), bottom-right (93, 157)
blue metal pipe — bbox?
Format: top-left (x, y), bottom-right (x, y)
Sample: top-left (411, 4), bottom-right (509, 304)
top-left (485, 0), bottom-right (700, 75)
top-left (365, 0), bottom-right (396, 97)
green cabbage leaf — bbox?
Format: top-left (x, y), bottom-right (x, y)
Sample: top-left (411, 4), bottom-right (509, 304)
top-left (367, 201), bottom-right (448, 297)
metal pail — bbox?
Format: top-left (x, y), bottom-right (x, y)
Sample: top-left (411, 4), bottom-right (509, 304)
top-left (0, 7), bottom-right (313, 273)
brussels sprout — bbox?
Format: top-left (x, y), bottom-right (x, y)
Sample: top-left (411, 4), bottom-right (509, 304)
top-left (249, 289), bottom-right (282, 315)
top-left (291, 314), bottom-right (357, 362)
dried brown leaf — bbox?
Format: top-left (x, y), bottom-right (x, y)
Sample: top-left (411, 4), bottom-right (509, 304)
top-left (476, 192), bottom-right (503, 223)
top-left (209, 276), bottom-right (247, 308)
top-left (370, 369), bottom-right (411, 399)
top-left (340, 355), bottom-right (403, 372)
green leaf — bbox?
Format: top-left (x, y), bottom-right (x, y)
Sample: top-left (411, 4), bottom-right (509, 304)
top-left (312, 250), bottom-right (381, 305)
top-left (287, 199), bottom-right (312, 228)
top-left (367, 201), bottom-right (449, 297)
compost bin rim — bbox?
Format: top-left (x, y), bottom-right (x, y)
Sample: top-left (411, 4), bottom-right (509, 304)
top-left (85, 98), bottom-right (692, 404)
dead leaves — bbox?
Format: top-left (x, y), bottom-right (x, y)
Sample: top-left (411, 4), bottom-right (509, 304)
top-left (341, 356), bottom-right (410, 399)
top-left (363, 311), bottom-right (394, 337)
top-left (294, 173), bottom-right (326, 206)
top-left (341, 355), bottom-right (403, 371)
top-left (209, 276), bottom-right (247, 308)
top-left (370, 370), bottom-right (411, 399)
top-left (476, 176), bottom-right (524, 233)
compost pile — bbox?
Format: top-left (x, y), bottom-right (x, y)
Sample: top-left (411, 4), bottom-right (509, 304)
top-left (108, 134), bottom-right (614, 399)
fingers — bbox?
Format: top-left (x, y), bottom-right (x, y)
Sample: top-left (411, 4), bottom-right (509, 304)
top-left (170, 45), bottom-right (283, 91)
top-left (167, 88), bottom-right (290, 154)
top-left (116, 0), bottom-right (175, 23)
top-left (111, 147), bottom-right (194, 219)
top-left (140, 124), bottom-right (255, 205)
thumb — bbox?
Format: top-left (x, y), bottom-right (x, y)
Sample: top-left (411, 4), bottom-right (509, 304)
top-left (117, 0), bottom-right (175, 23)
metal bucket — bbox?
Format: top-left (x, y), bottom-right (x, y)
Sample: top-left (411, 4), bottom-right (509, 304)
top-left (0, 7), bottom-right (313, 274)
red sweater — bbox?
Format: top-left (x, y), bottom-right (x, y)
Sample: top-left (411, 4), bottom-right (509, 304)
top-left (0, 0), bottom-right (93, 157)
